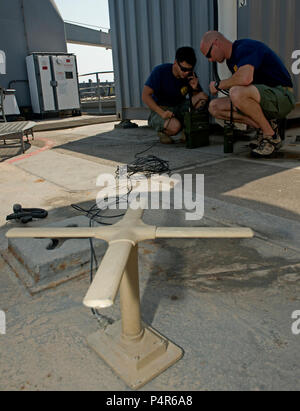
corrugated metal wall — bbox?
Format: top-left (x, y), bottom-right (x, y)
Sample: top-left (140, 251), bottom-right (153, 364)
top-left (108, 0), bottom-right (214, 120)
top-left (237, 0), bottom-right (300, 103)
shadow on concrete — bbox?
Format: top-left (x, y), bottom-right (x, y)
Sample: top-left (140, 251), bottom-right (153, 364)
top-left (2, 196), bottom-right (299, 327)
top-left (1, 201), bottom-right (300, 391)
top-left (51, 127), bottom-right (300, 220)
top-left (2, 125), bottom-right (300, 324)
top-left (0, 141), bottom-right (31, 162)
top-left (189, 158), bottom-right (300, 223)
top-left (52, 126), bottom-right (198, 169)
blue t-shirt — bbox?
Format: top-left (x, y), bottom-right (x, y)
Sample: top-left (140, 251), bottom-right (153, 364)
top-left (145, 63), bottom-right (201, 106)
top-left (227, 39), bottom-right (293, 88)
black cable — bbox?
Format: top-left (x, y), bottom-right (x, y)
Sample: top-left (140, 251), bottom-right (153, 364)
top-left (134, 141), bottom-right (159, 158)
top-left (115, 141), bottom-right (171, 180)
top-left (163, 116), bottom-right (174, 135)
top-left (71, 201), bottom-right (117, 325)
top-left (118, 156), bottom-right (170, 180)
top-left (212, 60), bottom-right (233, 131)
top-left (72, 142), bottom-right (171, 325)
top-left (71, 203), bottom-right (125, 224)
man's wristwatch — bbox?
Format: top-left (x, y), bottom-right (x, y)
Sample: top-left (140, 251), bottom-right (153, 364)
top-left (214, 80), bottom-right (221, 91)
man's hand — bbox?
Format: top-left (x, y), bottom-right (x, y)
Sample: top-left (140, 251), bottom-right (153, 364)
top-left (210, 81), bottom-right (218, 96)
top-left (160, 110), bottom-right (174, 120)
top-left (188, 73), bottom-right (200, 91)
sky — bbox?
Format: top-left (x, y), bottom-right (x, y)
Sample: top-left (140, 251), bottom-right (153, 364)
top-left (54, 0), bottom-right (113, 82)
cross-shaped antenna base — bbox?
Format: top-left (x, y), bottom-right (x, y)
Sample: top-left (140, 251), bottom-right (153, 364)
top-left (6, 206), bottom-right (253, 389)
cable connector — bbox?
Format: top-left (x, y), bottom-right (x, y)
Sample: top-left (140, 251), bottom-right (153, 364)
top-left (6, 204), bottom-right (48, 224)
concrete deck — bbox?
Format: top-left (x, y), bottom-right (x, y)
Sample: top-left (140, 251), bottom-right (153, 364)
top-left (0, 118), bottom-right (300, 391)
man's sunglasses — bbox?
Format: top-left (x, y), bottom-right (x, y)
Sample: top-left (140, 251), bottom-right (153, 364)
top-left (176, 60), bottom-right (193, 73)
top-left (206, 43), bottom-right (214, 59)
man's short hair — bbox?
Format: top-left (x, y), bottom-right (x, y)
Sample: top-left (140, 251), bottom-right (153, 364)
top-left (175, 47), bottom-right (197, 67)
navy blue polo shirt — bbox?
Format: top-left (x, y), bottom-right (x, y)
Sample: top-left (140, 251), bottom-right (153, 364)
top-left (227, 39), bottom-right (293, 88)
top-left (145, 63), bottom-right (202, 106)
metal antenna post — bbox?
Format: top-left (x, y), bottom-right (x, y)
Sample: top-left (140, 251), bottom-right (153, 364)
top-left (6, 207), bottom-right (254, 389)
top-left (119, 245), bottom-right (143, 342)
top-left (87, 241), bottom-right (184, 390)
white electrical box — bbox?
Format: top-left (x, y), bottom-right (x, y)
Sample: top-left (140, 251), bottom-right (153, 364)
top-left (26, 53), bottom-right (81, 114)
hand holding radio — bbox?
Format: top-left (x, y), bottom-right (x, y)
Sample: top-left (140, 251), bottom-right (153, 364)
top-left (209, 80), bottom-right (219, 96)
top-left (187, 72), bottom-right (200, 91)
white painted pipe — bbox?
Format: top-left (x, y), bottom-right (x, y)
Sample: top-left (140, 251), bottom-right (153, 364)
top-left (6, 227), bottom-right (101, 239)
top-left (6, 207), bottom-right (254, 313)
top-left (83, 240), bottom-right (133, 309)
top-left (5, 226), bottom-right (122, 242)
top-left (6, 226), bottom-right (254, 240)
top-left (156, 227), bottom-right (254, 239)
top-left (119, 245), bottom-right (143, 342)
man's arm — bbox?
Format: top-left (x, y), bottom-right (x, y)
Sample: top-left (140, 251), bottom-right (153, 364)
top-left (142, 85), bottom-right (173, 120)
top-left (210, 65), bottom-right (255, 94)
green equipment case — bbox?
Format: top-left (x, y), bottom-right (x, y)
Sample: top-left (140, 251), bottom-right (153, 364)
top-left (184, 107), bottom-right (210, 149)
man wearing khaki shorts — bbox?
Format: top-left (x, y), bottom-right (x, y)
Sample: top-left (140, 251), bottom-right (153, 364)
top-left (142, 47), bottom-right (208, 144)
top-left (200, 31), bottom-right (295, 157)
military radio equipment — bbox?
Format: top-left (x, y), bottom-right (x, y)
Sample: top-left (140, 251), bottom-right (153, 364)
top-left (183, 84), bottom-right (210, 149)
top-left (223, 122), bottom-right (235, 154)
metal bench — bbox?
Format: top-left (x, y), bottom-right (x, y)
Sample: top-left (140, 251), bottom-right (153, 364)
top-left (0, 121), bottom-right (36, 153)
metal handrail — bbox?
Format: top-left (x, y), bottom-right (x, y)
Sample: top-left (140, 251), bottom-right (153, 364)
top-left (78, 71), bottom-right (115, 114)
top-left (80, 85), bottom-right (113, 91)
top-left (79, 71), bottom-right (114, 77)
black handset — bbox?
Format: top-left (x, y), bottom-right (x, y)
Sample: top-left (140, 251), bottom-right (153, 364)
top-left (187, 71), bottom-right (197, 81)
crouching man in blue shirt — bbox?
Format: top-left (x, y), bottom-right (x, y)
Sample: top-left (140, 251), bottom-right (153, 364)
top-left (200, 31), bottom-right (295, 158)
top-left (142, 47), bottom-right (209, 144)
